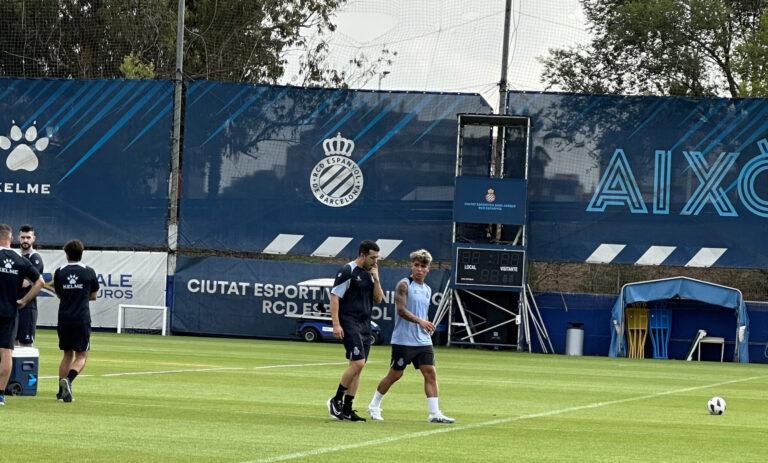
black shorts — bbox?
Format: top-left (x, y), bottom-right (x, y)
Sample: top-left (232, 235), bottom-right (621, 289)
top-left (16, 307), bottom-right (37, 344)
top-left (58, 324), bottom-right (91, 352)
top-left (390, 344), bottom-right (435, 370)
top-left (342, 324), bottom-right (372, 361)
top-left (0, 316), bottom-right (15, 349)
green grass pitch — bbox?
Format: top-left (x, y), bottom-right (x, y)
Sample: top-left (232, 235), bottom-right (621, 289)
top-left (2, 330), bottom-right (767, 462)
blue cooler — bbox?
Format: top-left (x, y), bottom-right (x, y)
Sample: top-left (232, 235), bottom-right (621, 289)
top-left (5, 346), bottom-right (39, 396)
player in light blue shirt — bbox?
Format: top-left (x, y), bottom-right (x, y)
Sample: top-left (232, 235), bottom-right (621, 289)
top-left (367, 249), bottom-right (454, 423)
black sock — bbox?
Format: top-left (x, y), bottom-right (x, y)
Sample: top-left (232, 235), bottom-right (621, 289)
top-left (67, 369), bottom-right (79, 383)
top-left (334, 384), bottom-right (347, 402)
top-left (343, 394), bottom-right (355, 413)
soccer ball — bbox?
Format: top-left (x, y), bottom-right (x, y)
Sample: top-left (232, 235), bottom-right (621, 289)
top-left (707, 396), bottom-right (726, 415)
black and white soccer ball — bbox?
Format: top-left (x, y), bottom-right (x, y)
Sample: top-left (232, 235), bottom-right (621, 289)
top-left (707, 396), bottom-right (726, 415)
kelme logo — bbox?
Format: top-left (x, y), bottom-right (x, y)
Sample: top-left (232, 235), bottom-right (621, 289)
top-left (0, 121), bottom-right (49, 172)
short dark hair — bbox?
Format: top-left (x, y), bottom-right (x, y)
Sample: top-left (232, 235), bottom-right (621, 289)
top-left (358, 240), bottom-right (380, 256)
top-left (19, 224), bottom-right (34, 233)
top-left (64, 239), bottom-right (84, 262)
top-left (0, 224), bottom-right (11, 240)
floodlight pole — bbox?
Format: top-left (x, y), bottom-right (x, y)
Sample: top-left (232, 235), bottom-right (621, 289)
top-left (493, 0), bottom-right (512, 238)
top-left (166, 0), bottom-right (185, 326)
top-left (497, 0), bottom-right (512, 121)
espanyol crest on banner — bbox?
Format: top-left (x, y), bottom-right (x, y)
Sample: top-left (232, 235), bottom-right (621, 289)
top-left (310, 133), bottom-right (364, 207)
top-left (485, 188), bottom-right (496, 203)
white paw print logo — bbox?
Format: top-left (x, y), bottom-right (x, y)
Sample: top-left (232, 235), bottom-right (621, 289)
top-left (67, 274), bottom-right (78, 285)
top-left (3, 259), bottom-right (13, 269)
top-left (0, 121), bottom-right (49, 172)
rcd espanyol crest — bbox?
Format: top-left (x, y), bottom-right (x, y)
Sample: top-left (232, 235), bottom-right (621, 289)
top-left (310, 133), bottom-right (364, 207)
top-left (484, 188), bottom-right (496, 203)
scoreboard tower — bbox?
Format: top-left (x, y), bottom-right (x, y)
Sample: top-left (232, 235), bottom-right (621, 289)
top-left (432, 114), bottom-right (552, 352)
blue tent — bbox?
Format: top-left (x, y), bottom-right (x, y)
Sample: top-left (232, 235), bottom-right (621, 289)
top-left (609, 277), bottom-right (749, 362)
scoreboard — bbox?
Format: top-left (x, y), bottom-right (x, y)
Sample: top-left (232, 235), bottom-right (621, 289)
top-left (453, 245), bottom-right (525, 290)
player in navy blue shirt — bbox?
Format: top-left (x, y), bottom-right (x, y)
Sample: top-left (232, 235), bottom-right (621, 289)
top-left (0, 224), bottom-right (44, 406)
top-left (326, 240), bottom-right (384, 422)
top-left (15, 224), bottom-right (44, 346)
top-left (53, 239), bottom-right (99, 403)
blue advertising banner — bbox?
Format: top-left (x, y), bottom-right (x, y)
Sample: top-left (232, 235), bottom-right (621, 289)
top-left (172, 255), bottom-right (449, 342)
top-left (453, 177), bottom-right (526, 225)
top-left (509, 91), bottom-right (768, 268)
top-left (180, 82), bottom-right (492, 260)
top-left (0, 78), bottom-right (173, 247)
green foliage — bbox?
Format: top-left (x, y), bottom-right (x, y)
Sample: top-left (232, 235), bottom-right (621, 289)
top-left (541, 0), bottom-right (768, 97)
top-left (183, 0), bottom-right (345, 84)
top-left (0, 0), bottom-right (392, 87)
top-left (119, 53), bottom-right (157, 79)
top-left (0, 0), bottom-right (178, 79)
top-left (735, 11), bottom-right (768, 96)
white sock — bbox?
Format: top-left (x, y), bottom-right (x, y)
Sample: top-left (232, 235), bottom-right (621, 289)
top-left (370, 390), bottom-right (384, 408)
top-left (427, 397), bottom-right (440, 414)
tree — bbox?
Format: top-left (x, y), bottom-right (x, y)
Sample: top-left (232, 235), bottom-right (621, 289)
top-left (120, 53), bottom-right (157, 79)
top-left (541, 0), bottom-right (768, 97)
top-left (0, 0), bottom-right (391, 87)
top-left (184, 0), bottom-right (342, 84)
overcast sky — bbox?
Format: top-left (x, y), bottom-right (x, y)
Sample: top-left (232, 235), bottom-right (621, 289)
top-left (282, 0), bottom-right (590, 110)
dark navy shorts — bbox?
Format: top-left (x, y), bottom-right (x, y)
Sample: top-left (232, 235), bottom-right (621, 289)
top-left (58, 324), bottom-right (91, 352)
top-left (342, 323), bottom-right (372, 361)
top-left (15, 307), bottom-right (37, 345)
top-left (0, 316), bottom-right (15, 349)
top-left (390, 344), bottom-right (435, 370)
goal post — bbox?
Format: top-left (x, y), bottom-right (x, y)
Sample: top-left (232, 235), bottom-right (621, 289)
top-left (117, 304), bottom-right (169, 336)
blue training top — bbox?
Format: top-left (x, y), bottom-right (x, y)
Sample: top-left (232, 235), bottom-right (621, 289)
top-left (390, 277), bottom-right (432, 346)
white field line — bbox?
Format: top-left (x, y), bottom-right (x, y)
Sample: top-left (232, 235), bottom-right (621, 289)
top-left (37, 361), bottom-right (348, 380)
top-left (244, 374), bottom-right (768, 463)
top-left (249, 361), bottom-right (349, 370)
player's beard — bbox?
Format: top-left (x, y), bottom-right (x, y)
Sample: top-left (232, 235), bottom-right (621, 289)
top-left (20, 242), bottom-right (30, 251)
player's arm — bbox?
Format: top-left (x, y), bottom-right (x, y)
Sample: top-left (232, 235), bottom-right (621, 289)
top-left (330, 293), bottom-right (343, 339)
top-left (17, 277), bottom-right (44, 308)
top-left (89, 269), bottom-right (99, 301)
top-left (53, 270), bottom-right (61, 298)
top-left (394, 280), bottom-right (435, 333)
top-left (17, 263), bottom-right (44, 308)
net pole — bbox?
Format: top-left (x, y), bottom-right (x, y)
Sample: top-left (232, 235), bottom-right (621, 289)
top-left (497, 0), bottom-right (512, 118)
top-left (493, 0), bottom-right (513, 241)
top-left (168, 0), bottom-right (184, 251)
top-left (166, 0), bottom-right (185, 326)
